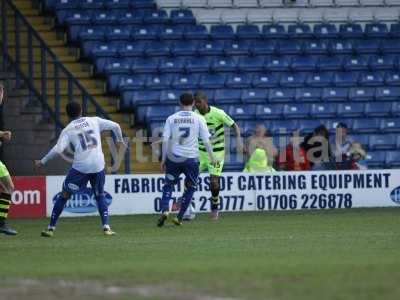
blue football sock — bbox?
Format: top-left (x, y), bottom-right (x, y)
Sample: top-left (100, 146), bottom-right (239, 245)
top-left (49, 194), bottom-right (69, 228)
top-left (96, 194), bottom-right (109, 227)
top-left (161, 181), bottom-right (174, 213)
top-left (178, 185), bottom-right (196, 220)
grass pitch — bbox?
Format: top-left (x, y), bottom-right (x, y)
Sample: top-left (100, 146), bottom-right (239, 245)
top-left (1, 208), bottom-right (400, 300)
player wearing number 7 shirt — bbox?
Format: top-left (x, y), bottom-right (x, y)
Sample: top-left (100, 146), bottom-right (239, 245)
top-left (34, 101), bottom-right (125, 237)
top-left (157, 92), bottom-right (216, 227)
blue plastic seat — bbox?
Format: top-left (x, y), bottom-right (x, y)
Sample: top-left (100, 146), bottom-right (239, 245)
top-left (131, 58), bottom-right (159, 74)
top-left (352, 118), bottom-right (380, 133)
top-left (333, 72), bottom-right (359, 87)
top-left (265, 56), bottom-right (290, 72)
top-left (92, 42), bottom-right (118, 58)
top-left (118, 42), bottom-right (145, 57)
top-left (329, 40), bottom-right (354, 54)
top-left (288, 24), bottom-right (313, 39)
top-left (364, 102), bottom-right (391, 117)
top-left (224, 41), bottom-right (250, 56)
top-left (313, 23), bottom-right (338, 39)
top-left (392, 102), bottom-right (400, 116)
top-left (269, 88), bottom-right (296, 103)
top-left (104, 0), bottom-right (130, 10)
top-left (159, 25), bottom-right (184, 40)
top-left (146, 105), bottom-right (176, 122)
top-left (241, 89), bottom-right (268, 104)
top-left (118, 75), bottom-right (146, 91)
top-left (104, 58), bottom-right (131, 75)
top-left (251, 40), bottom-right (276, 55)
top-left (297, 119), bottom-right (325, 135)
top-left (348, 87), bottom-right (375, 101)
top-left (130, 0), bottom-right (156, 9)
top-left (303, 40), bottom-right (329, 55)
top-left (386, 151), bottom-right (400, 168)
top-left (143, 10), bottom-right (168, 24)
top-left (271, 120), bottom-right (299, 135)
top-left (359, 71), bottom-right (384, 87)
top-left (337, 103), bottom-right (364, 117)
top-left (237, 56), bottom-right (264, 72)
top-left (185, 57), bottom-right (210, 73)
top-left (145, 41), bottom-right (170, 56)
top-left (390, 23), bottom-right (400, 38)
top-left (228, 105), bottom-right (257, 120)
top-left (310, 103), bottom-right (336, 118)
top-left (145, 74), bottom-right (172, 90)
top-left (355, 39), bottom-right (380, 54)
top-left (171, 74), bottom-right (200, 89)
top-left (369, 134), bottom-right (397, 150)
top-left (291, 56), bottom-right (318, 71)
top-left (211, 57), bottom-right (237, 72)
top-left (105, 26), bottom-right (130, 41)
top-left (66, 11), bottom-right (92, 26)
top-left (255, 104), bottom-right (283, 120)
top-left (326, 119), bottom-right (353, 134)
top-left (252, 73), bottom-right (280, 88)
top-left (131, 25), bottom-right (159, 40)
top-left (283, 103), bottom-right (310, 119)
top-left (79, 26), bottom-right (106, 42)
top-left (158, 57), bottom-right (185, 73)
top-left (295, 88), bottom-right (322, 102)
top-left (210, 25), bottom-right (235, 40)
top-left (118, 11), bottom-right (144, 25)
top-left (262, 24), bottom-right (287, 39)
top-left (225, 73), bottom-right (252, 88)
top-left (171, 40), bottom-right (198, 56)
top-left (376, 86), bottom-right (400, 101)
top-left (170, 9), bottom-right (196, 25)
top-left (184, 25), bottom-right (209, 40)
top-left (214, 89), bottom-right (242, 104)
top-left (322, 87), bottom-right (349, 102)
top-left (368, 55), bottom-right (397, 70)
top-left (81, 0), bottom-right (104, 9)
top-left (280, 73), bottom-right (306, 88)
top-left (92, 11), bottom-right (117, 25)
top-left (365, 151), bottom-right (386, 168)
top-left (339, 23), bottom-right (364, 38)
top-left (198, 41), bottom-right (224, 56)
top-left (350, 134), bottom-right (369, 149)
top-left (306, 72), bottom-right (333, 87)
top-left (381, 118), bottom-right (400, 133)
top-left (242, 121), bottom-right (258, 136)
top-left (237, 25), bottom-right (261, 40)
top-left (107, 74), bottom-right (122, 92)
top-left (384, 71), bottom-right (400, 86)
top-left (317, 56), bottom-right (344, 71)
top-left (343, 56), bottom-right (368, 71)
top-left (381, 40), bottom-right (400, 54)
top-left (94, 57), bottom-right (110, 74)
top-left (199, 74), bottom-right (226, 89)
top-left (365, 23), bottom-right (389, 38)
top-left (159, 90), bottom-right (182, 104)
top-left (55, 0), bottom-right (79, 10)
top-left (277, 40), bottom-right (303, 55)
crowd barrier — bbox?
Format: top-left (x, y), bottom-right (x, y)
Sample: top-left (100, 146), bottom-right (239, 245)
top-left (9, 169), bottom-right (400, 218)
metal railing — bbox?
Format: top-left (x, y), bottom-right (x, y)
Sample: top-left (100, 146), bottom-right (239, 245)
top-left (0, 0), bottom-right (130, 173)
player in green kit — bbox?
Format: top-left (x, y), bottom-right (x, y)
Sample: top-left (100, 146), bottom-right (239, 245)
top-left (194, 91), bottom-right (242, 220)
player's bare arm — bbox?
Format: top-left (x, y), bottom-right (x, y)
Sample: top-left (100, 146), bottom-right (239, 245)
top-left (232, 123), bottom-right (243, 153)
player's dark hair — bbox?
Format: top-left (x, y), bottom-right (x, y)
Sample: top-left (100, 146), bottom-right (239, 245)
top-left (180, 92), bottom-right (194, 106)
top-left (66, 101), bottom-right (82, 119)
top-left (194, 91), bottom-right (208, 102)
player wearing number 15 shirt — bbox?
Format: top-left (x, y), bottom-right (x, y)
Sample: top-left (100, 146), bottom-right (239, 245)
top-left (35, 102), bottom-right (125, 237)
top-left (157, 92), bottom-right (215, 227)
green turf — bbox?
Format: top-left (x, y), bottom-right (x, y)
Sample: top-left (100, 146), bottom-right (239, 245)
top-left (1, 208), bottom-right (400, 300)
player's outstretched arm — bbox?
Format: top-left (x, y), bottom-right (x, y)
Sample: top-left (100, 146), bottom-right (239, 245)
top-left (0, 84), bottom-right (4, 105)
top-left (37, 130), bottom-right (69, 168)
top-left (232, 123), bottom-right (243, 153)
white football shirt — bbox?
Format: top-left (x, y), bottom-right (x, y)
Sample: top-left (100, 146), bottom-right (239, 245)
top-left (163, 110), bottom-right (210, 159)
top-left (41, 116), bottom-right (123, 173)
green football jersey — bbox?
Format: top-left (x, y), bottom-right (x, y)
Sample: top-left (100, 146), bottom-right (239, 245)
top-left (195, 106), bottom-right (235, 153)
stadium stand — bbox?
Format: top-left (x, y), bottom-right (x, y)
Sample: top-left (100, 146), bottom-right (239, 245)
top-left (36, 0), bottom-right (400, 170)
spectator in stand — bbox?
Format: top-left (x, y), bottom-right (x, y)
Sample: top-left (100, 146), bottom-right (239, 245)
top-left (302, 125), bottom-right (333, 170)
top-left (245, 124), bottom-right (278, 167)
top-left (347, 142), bottom-right (367, 170)
top-left (277, 134), bottom-right (310, 171)
top-left (330, 122), bottom-right (354, 170)
top-left (243, 148), bottom-right (275, 173)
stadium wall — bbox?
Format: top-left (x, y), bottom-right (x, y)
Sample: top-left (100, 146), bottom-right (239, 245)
top-left (8, 170), bottom-right (400, 218)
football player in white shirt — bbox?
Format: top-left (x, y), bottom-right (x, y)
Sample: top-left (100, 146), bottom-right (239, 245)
top-left (157, 92), bottom-right (215, 227)
top-left (35, 102), bottom-right (125, 237)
